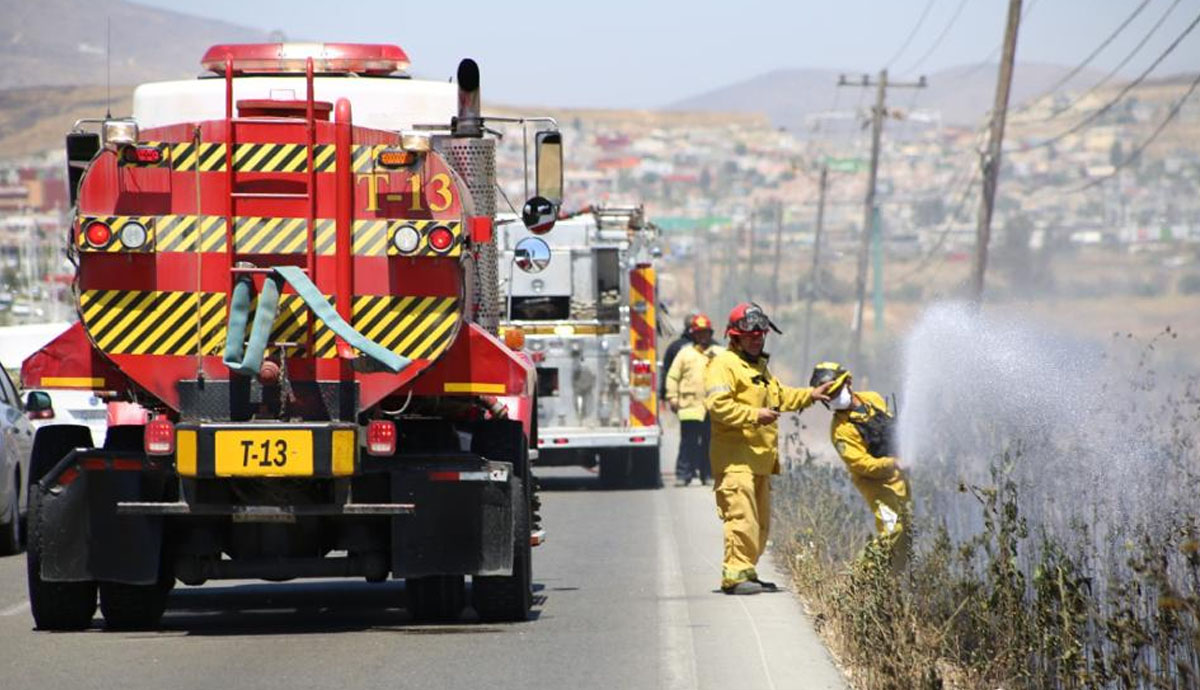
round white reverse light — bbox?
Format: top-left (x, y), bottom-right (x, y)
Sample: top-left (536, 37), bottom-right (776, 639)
top-left (393, 224), bottom-right (420, 253)
top-left (119, 221), bottom-right (148, 249)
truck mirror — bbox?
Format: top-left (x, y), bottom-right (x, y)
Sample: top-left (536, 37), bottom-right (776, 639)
top-left (513, 237), bottom-right (552, 274)
top-left (25, 390), bottom-right (53, 415)
top-left (534, 130), bottom-right (562, 205)
top-left (66, 132), bottom-right (101, 207)
top-left (522, 195), bottom-right (557, 235)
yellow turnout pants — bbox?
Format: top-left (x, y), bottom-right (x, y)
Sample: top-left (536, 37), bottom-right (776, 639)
top-left (714, 470), bottom-right (771, 588)
top-left (850, 472), bottom-right (909, 536)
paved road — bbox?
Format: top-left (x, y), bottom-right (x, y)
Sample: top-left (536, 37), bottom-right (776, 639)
top-left (0, 464), bottom-right (845, 690)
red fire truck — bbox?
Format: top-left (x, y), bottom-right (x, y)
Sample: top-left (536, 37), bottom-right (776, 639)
top-left (21, 43), bottom-right (560, 630)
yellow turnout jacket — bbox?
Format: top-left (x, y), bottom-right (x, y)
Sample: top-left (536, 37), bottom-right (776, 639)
top-left (666, 343), bottom-right (724, 421)
top-left (830, 391), bottom-right (901, 482)
top-left (704, 348), bottom-right (819, 475)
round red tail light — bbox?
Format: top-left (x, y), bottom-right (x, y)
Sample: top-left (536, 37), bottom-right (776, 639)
top-left (427, 225), bottom-right (454, 252)
top-left (84, 221), bottom-right (113, 247)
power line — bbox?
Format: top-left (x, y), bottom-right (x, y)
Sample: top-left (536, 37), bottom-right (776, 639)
top-left (901, 0), bottom-right (970, 76)
top-left (1013, 9), bottom-right (1200, 152)
top-left (1073, 70), bottom-right (1200, 192)
top-left (955, 0), bottom-right (1040, 81)
top-left (1043, 0), bottom-right (1182, 121)
top-left (886, 0), bottom-right (939, 68)
top-left (896, 165), bottom-right (981, 284)
top-left (1039, 0), bottom-right (1153, 98)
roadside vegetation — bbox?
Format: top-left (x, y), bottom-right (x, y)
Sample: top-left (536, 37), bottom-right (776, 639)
top-left (773, 329), bottom-right (1200, 689)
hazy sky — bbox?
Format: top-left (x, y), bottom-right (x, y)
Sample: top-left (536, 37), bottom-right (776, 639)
top-left (135, 0), bottom-right (1200, 108)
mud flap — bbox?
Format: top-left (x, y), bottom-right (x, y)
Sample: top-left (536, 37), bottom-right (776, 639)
top-left (38, 471), bottom-right (165, 585)
top-left (390, 470), bottom-right (513, 578)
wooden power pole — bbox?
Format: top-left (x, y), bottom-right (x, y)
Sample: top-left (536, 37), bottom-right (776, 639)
top-left (769, 200), bottom-right (784, 313)
top-left (801, 165), bottom-right (829, 369)
top-left (839, 70), bottom-right (925, 371)
top-left (971, 0), bottom-right (1023, 302)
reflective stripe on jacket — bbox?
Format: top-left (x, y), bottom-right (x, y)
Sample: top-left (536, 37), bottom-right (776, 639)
top-left (666, 343), bottom-right (723, 421)
top-left (704, 348), bottom-right (817, 475)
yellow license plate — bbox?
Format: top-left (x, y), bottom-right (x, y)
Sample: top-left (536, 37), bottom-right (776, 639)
top-left (214, 430), bottom-right (314, 477)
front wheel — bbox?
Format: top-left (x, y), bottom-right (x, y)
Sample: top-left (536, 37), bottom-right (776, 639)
top-left (26, 491), bottom-right (97, 630)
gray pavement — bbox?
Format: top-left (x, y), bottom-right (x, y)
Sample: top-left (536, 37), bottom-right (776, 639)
top-left (0, 451), bottom-right (845, 690)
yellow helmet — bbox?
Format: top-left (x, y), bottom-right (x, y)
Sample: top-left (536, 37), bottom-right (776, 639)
top-left (810, 361), bottom-right (850, 395)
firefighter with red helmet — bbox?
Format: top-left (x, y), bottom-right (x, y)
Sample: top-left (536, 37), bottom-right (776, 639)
top-left (704, 303), bottom-right (833, 594)
top-left (665, 313), bottom-right (722, 486)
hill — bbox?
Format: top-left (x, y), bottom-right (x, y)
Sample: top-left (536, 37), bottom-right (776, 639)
top-left (0, 0), bottom-right (272, 90)
top-left (667, 62), bottom-right (1107, 129)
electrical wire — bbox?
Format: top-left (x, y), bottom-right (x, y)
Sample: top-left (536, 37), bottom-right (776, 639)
top-left (1043, 0), bottom-right (1183, 121)
top-left (896, 164), bottom-right (981, 285)
top-left (885, 0), bottom-right (939, 68)
top-left (1037, 0), bottom-right (1153, 99)
top-left (954, 0), bottom-right (1040, 82)
top-left (1012, 9), bottom-right (1200, 152)
top-left (901, 0), bottom-right (969, 77)
top-left (1071, 70), bottom-right (1200, 192)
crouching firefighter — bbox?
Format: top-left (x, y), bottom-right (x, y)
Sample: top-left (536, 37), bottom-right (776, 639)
top-left (811, 361), bottom-right (912, 566)
top-left (705, 303), bottom-right (833, 595)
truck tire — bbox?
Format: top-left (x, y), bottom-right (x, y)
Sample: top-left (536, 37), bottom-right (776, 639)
top-left (0, 470), bottom-right (20, 555)
top-left (407, 575), bottom-right (466, 623)
top-left (99, 576), bottom-right (172, 630)
top-left (472, 477), bottom-right (532, 622)
top-left (629, 447), bottom-right (662, 489)
top-left (599, 451), bottom-right (631, 489)
top-left (26, 490), bottom-right (97, 630)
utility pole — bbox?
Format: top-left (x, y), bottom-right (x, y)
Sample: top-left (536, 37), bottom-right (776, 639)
top-left (769, 200), bottom-right (784, 313)
top-left (971, 0), bottom-right (1023, 302)
top-left (801, 165), bottom-right (829, 369)
top-left (745, 207), bottom-right (757, 301)
top-left (839, 70), bottom-right (926, 371)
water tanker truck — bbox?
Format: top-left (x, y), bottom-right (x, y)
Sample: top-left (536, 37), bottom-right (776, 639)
top-left (21, 42), bottom-right (561, 629)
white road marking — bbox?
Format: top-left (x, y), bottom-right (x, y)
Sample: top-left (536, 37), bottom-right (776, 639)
top-left (677, 488), bottom-right (780, 690)
top-left (1, 600), bottom-right (30, 616)
top-left (656, 489), bottom-right (699, 690)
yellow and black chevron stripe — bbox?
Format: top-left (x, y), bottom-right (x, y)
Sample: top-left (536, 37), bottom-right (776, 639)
top-left (128, 142), bottom-right (397, 173)
top-left (353, 220), bottom-right (463, 258)
top-left (312, 295), bottom-right (459, 361)
top-left (169, 142), bottom-right (228, 172)
top-left (234, 217), bottom-right (336, 255)
top-left (77, 216), bottom-right (155, 252)
top-left (80, 290), bottom-right (226, 356)
top-left (81, 289), bottom-right (459, 362)
top-left (155, 215), bottom-right (228, 253)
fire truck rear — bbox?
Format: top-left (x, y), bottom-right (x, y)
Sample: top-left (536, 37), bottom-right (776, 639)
top-left (21, 43), bottom-right (561, 629)
top-left (500, 207), bottom-right (662, 488)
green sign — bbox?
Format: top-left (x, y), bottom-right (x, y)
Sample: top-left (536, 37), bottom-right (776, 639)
top-left (823, 157), bottom-right (866, 173)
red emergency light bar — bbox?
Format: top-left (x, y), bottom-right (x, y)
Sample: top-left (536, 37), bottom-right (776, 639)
top-left (201, 43), bottom-right (410, 76)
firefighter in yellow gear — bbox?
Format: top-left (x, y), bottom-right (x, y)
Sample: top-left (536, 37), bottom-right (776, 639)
top-left (665, 313), bottom-right (723, 486)
top-left (811, 362), bottom-right (911, 559)
top-left (705, 303), bottom-right (832, 595)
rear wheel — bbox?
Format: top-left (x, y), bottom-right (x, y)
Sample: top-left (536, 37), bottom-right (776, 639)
top-left (629, 447), bottom-right (662, 489)
top-left (0, 470), bottom-right (20, 555)
top-left (599, 451), bottom-right (631, 489)
top-left (99, 568), bottom-right (173, 631)
top-left (26, 491), bottom-right (97, 630)
top-left (407, 575), bottom-right (466, 623)
top-left (472, 477), bottom-right (532, 622)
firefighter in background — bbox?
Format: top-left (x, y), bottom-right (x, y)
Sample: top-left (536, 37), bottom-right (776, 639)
top-left (810, 361), bottom-right (911, 562)
top-left (706, 303), bottom-right (832, 595)
top-left (660, 312), bottom-right (696, 482)
top-left (665, 314), bottom-right (722, 486)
